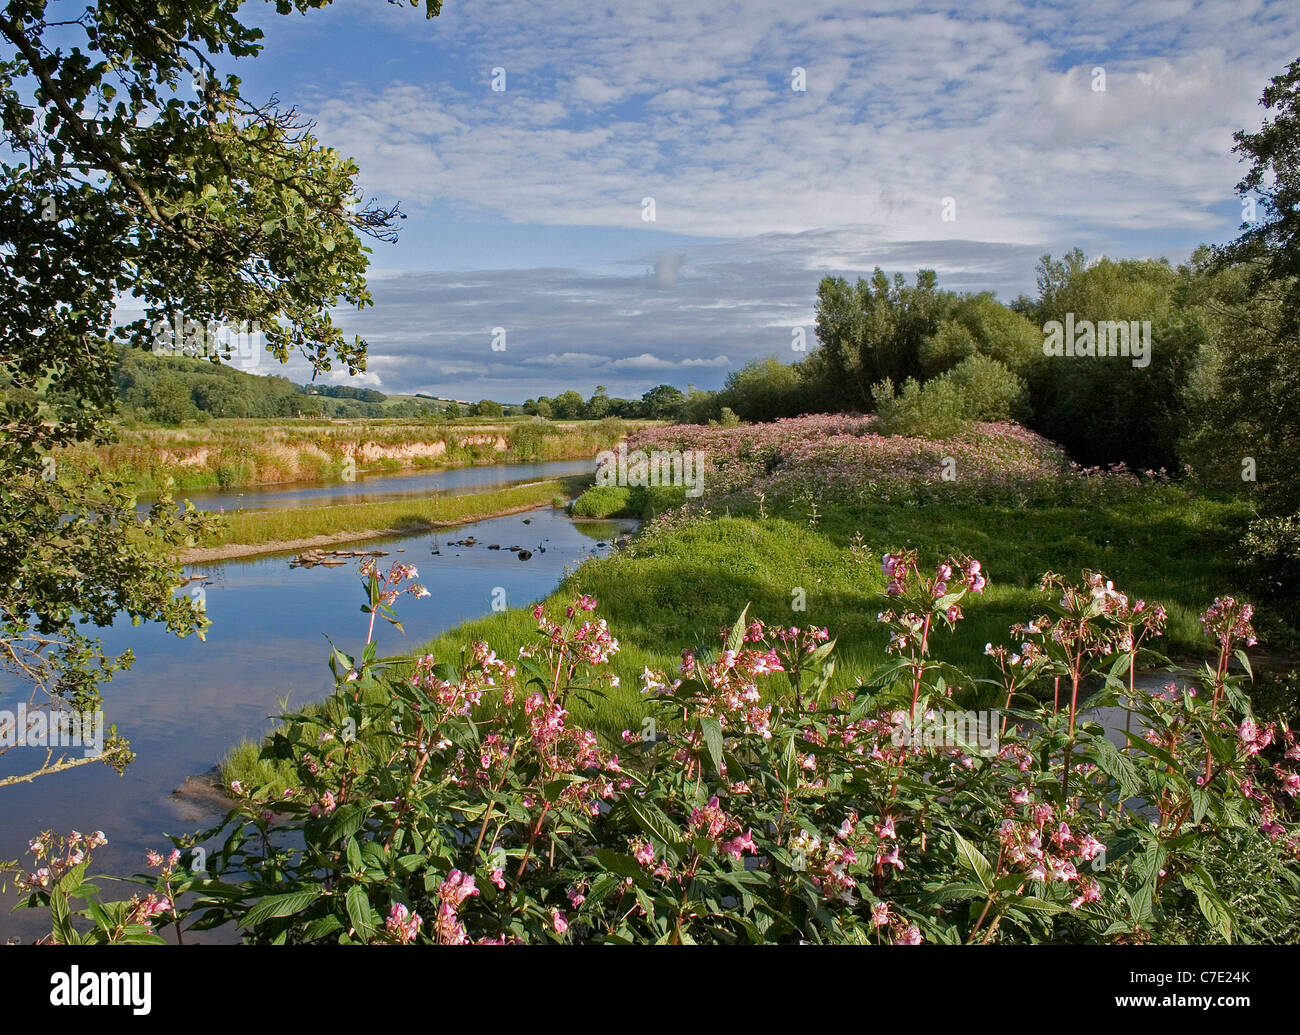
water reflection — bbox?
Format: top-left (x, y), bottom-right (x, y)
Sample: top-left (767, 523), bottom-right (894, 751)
top-left (0, 507), bottom-right (634, 942)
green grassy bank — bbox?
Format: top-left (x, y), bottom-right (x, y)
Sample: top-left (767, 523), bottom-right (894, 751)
top-left (220, 481), bottom-right (1261, 789)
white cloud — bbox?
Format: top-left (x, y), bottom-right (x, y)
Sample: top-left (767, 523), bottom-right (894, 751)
top-left (248, 0), bottom-right (1293, 401)
top-left (300, 0), bottom-right (1293, 242)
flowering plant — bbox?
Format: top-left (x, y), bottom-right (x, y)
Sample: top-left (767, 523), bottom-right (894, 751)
top-left (10, 558), bottom-right (1298, 944)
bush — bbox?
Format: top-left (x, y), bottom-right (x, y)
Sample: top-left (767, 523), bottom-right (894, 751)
top-left (871, 376), bottom-right (966, 438)
top-left (629, 484), bottom-right (687, 518)
top-left (14, 561), bottom-right (1298, 944)
top-left (571, 484), bottom-right (687, 519)
top-left (677, 388), bottom-right (721, 426)
top-left (919, 292), bottom-right (1042, 378)
top-left (570, 485), bottom-right (633, 518)
top-left (1242, 511), bottom-right (1300, 600)
top-left (717, 357), bottom-right (802, 421)
top-left (937, 354), bottom-right (1028, 422)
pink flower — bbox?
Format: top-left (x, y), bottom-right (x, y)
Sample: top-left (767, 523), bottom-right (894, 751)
top-left (876, 845), bottom-right (904, 871)
top-left (1239, 719), bottom-right (1274, 755)
top-left (552, 910), bottom-right (569, 934)
top-left (386, 903), bottom-right (421, 944)
top-left (632, 840), bottom-right (655, 867)
top-left (720, 829), bottom-right (758, 860)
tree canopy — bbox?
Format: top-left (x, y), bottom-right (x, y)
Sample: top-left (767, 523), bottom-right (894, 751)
top-left (0, 0), bottom-right (439, 785)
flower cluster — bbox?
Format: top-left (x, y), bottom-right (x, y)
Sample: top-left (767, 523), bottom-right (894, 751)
top-left (12, 830), bottom-right (107, 894)
top-left (997, 796), bottom-right (1106, 909)
top-left (386, 903), bottom-right (421, 944)
top-left (432, 870), bottom-right (478, 945)
top-left (358, 559), bottom-right (429, 604)
top-left (1200, 596), bottom-right (1258, 649)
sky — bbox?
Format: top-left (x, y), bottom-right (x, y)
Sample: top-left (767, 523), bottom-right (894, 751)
top-left (204, 0), bottom-right (1298, 401)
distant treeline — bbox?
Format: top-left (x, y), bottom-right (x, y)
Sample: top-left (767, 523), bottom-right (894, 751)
top-left (113, 350), bottom-right (507, 421)
top-left (520, 385), bottom-right (708, 422)
top-left (114, 346), bottom-right (713, 426)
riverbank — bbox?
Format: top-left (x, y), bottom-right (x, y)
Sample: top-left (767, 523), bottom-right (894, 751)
top-left (178, 477), bottom-right (584, 562)
top-left (229, 416), bottom-right (1297, 787)
top-left (221, 478), bottom-right (1279, 790)
top-left (66, 416), bottom-right (642, 494)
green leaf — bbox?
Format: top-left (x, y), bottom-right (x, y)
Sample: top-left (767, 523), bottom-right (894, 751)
top-left (241, 886), bottom-right (324, 929)
top-left (1183, 869), bottom-right (1233, 943)
top-left (1085, 735), bottom-right (1141, 800)
top-left (592, 849), bottom-right (647, 881)
top-left (952, 831), bottom-right (994, 891)
top-left (328, 803), bottom-right (370, 842)
top-left (700, 715), bottom-right (725, 778)
top-left (1014, 895), bottom-right (1065, 916)
top-left (726, 605), bottom-right (751, 653)
top-left (345, 885), bottom-right (376, 940)
top-left (626, 799), bottom-right (682, 860)
top-left (780, 735), bottom-right (799, 792)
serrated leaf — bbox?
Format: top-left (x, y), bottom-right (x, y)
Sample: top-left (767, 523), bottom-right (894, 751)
top-left (952, 831), bottom-right (994, 891)
top-left (241, 886), bottom-right (324, 929)
top-left (345, 885), bottom-right (376, 940)
top-left (726, 606), bottom-right (751, 653)
top-left (700, 715), bottom-right (724, 778)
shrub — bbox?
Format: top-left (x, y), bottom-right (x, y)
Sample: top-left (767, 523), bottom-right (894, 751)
top-left (10, 560), bottom-right (1298, 945)
top-left (871, 377), bottom-right (966, 438)
top-left (717, 356), bottom-right (802, 422)
top-left (1242, 511), bottom-right (1300, 600)
top-left (937, 354), bottom-right (1028, 422)
top-left (629, 484), bottom-right (687, 518)
top-left (570, 485), bottom-right (633, 518)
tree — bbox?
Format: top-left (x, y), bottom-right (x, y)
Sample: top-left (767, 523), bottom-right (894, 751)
top-left (717, 356), bottom-right (803, 421)
top-left (550, 390), bottom-right (585, 419)
top-left (1024, 252), bottom-right (1198, 471)
top-left (443, 402), bottom-right (462, 419)
top-left (584, 385), bottom-right (610, 420)
top-left (640, 383), bottom-right (684, 419)
top-left (1219, 56), bottom-right (1300, 335)
top-left (472, 399), bottom-right (504, 418)
top-left (802, 268), bottom-right (952, 412)
top-left (918, 292), bottom-right (1041, 378)
top-left (1198, 57), bottom-right (1300, 592)
top-left (0, 0), bottom-right (440, 786)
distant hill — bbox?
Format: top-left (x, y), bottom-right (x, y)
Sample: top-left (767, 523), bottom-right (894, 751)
top-left (113, 349), bottom-right (463, 422)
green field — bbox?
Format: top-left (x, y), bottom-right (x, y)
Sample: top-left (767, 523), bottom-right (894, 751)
top-left (221, 480), bottom-right (1260, 788)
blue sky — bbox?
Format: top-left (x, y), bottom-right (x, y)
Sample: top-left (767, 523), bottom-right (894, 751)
top-left (202, 0), bottom-right (1298, 400)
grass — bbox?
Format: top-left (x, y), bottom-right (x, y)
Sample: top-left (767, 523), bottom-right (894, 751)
top-left (569, 484), bottom-right (688, 519)
top-left (67, 417), bottom-right (645, 494)
top-left (196, 477), bottom-right (584, 549)
top-left (220, 480), bottom-right (1260, 789)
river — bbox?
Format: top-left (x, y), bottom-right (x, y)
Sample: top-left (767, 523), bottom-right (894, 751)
top-left (136, 457), bottom-right (596, 515)
top-left (0, 496), bottom-right (633, 943)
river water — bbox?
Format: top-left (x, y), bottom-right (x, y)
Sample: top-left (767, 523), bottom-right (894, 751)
top-left (0, 498), bottom-right (633, 942)
top-left (136, 457), bottom-right (596, 515)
